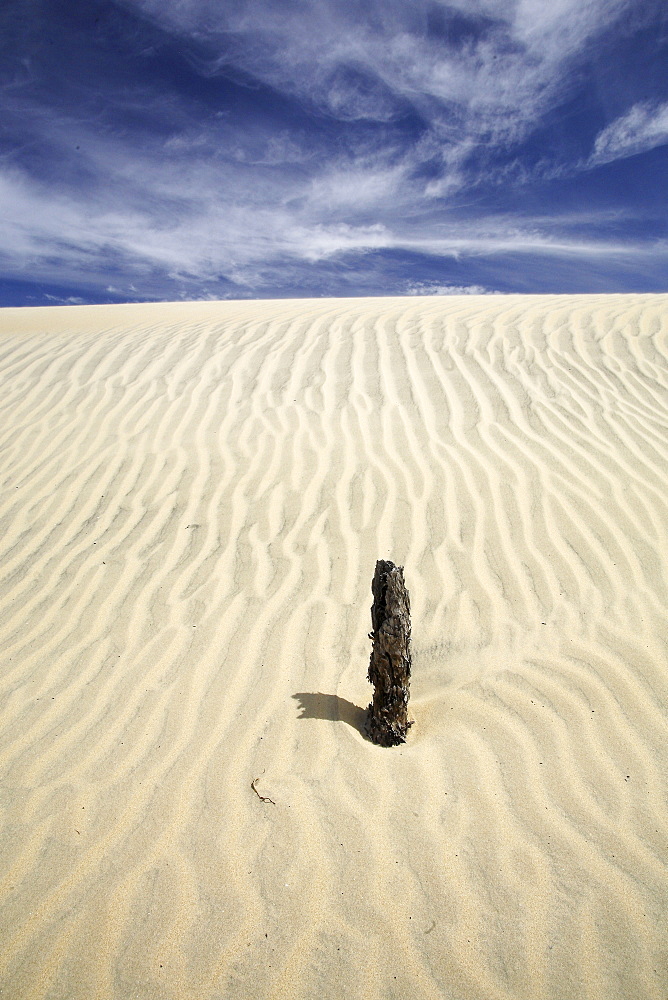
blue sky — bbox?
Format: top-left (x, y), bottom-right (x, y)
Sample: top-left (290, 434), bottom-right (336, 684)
top-left (1, 0), bottom-right (667, 304)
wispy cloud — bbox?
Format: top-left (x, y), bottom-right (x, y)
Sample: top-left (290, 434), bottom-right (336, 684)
top-left (126, 0), bottom-right (634, 148)
top-left (589, 101), bottom-right (668, 167)
top-left (44, 293), bottom-right (86, 305)
top-left (0, 147), bottom-right (653, 298)
top-left (0, 0), bottom-right (665, 301)
top-left (405, 281), bottom-right (498, 295)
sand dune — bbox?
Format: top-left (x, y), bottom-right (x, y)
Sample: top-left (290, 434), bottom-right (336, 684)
top-left (0, 294), bottom-right (666, 999)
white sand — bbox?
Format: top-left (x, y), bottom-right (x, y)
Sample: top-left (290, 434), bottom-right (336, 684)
top-left (0, 294), bottom-right (666, 1000)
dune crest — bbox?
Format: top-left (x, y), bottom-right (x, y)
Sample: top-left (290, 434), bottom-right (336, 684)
top-left (0, 295), bottom-right (667, 999)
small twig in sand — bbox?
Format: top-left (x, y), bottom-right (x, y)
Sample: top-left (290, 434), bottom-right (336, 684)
top-left (251, 773), bottom-right (276, 805)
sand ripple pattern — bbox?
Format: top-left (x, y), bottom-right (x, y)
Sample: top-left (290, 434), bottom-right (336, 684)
top-left (0, 295), bottom-right (667, 1000)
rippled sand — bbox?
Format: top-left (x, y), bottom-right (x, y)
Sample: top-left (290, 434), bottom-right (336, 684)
top-left (1, 295), bottom-right (667, 999)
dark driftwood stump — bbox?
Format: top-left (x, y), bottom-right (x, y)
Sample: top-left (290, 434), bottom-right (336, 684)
top-left (366, 560), bottom-right (412, 746)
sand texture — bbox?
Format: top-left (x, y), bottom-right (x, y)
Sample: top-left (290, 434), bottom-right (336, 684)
top-left (0, 294), bottom-right (667, 1000)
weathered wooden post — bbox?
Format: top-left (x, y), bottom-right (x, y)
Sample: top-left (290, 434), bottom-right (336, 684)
top-left (365, 560), bottom-right (412, 746)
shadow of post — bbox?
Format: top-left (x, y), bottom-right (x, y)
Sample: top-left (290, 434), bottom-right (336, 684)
top-left (292, 692), bottom-right (368, 739)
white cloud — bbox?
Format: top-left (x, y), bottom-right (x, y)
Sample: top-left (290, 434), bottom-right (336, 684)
top-left (306, 159), bottom-right (409, 214)
top-left (122, 0), bottom-right (636, 150)
top-left (1, 0), bottom-right (664, 298)
top-left (405, 281), bottom-right (498, 295)
top-left (43, 294), bottom-right (86, 305)
top-left (589, 101), bottom-right (668, 167)
top-left (0, 152), bottom-right (653, 301)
